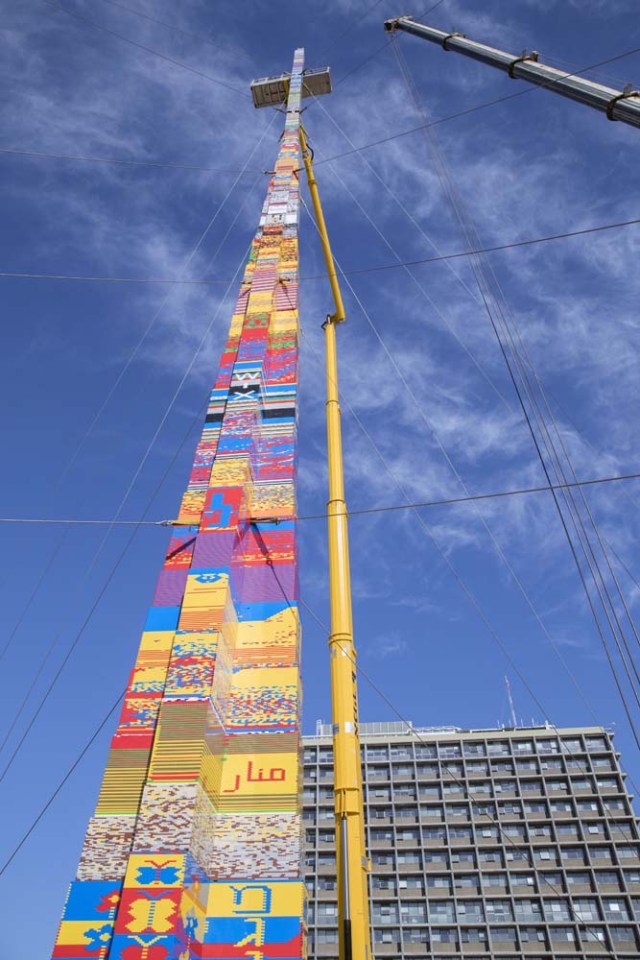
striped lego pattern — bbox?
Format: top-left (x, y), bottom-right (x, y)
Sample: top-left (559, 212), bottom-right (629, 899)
top-left (52, 48), bottom-right (307, 960)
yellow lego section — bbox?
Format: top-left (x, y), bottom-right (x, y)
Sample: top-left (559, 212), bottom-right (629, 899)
top-left (220, 751), bottom-right (297, 798)
top-left (124, 852), bottom-right (186, 888)
top-left (205, 880), bottom-right (305, 917)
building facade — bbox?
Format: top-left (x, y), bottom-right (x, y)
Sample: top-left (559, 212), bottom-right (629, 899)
top-left (303, 721), bottom-right (640, 959)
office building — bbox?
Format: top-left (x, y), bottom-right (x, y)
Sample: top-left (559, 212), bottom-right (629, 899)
top-left (303, 721), bottom-right (640, 958)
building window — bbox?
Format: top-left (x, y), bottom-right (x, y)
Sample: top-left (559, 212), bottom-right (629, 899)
top-left (423, 825), bottom-right (445, 840)
top-left (449, 827), bottom-right (472, 841)
top-left (464, 742), bottom-right (486, 757)
top-left (317, 929), bottom-right (338, 944)
top-left (573, 898), bottom-right (600, 921)
top-left (555, 822), bottom-right (578, 838)
top-left (490, 926), bottom-right (516, 941)
top-left (399, 902), bottom-right (427, 924)
top-left (471, 802), bottom-right (496, 817)
top-left (542, 898), bottom-right (571, 921)
top-left (486, 900), bottom-right (513, 921)
top-left (372, 876), bottom-right (396, 892)
top-left (514, 900), bottom-right (542, 922)
top-left (610, 926), bottom-right (637, 945)
top-left (520, 927), bottom-right (546, 943)
top-left (533, 848), bottom-right (557, 863)
top-left (565, 871), bottom-right (591, 888)
top-left (460, 928), bottom-right (487, 942)
top-left (589, 845), bottom-right (613, 863)
top-left (505, 848), bottom-right (529, 863)
top-left (402, 927), bottom-right (428, 943)
top-left (439, 742), bottom-right (462, 758)
top-left (510, 873), bottom-right (536, 888)
top-left (317, 852), bottom-right (335, 866)
top-left (431, 928), bottom-right (458, 944)
top-left (602, 898), bottom-right (630, 920)
top-left (426, 875), bottom-right (451, 891)
top-left (318, 877), bottom-right (336, 891)
top-left (538, 871), bottom-right (564, 890)
top-left (481, 872), bottom-right (508, 888)
top-left (467, 761), bottom-right (489, 776)
top-left (549, 927), bottom-right (575, 943)
top-left (443, 782), bottom-right (465, 796)
top-left (516, 758), bottom-right (538, 772)
top-left (611, 822), bottom-right (634, 840)
top-left (452, 850), bottom-right (476, 866)
top-left (394, 783), bottom-right (417, 799)
top-left (371, 903), bottom-right (399, 924)
top-left (540, 758), bottom-right (562, 771)
top-left (398, 875), bottom-right (424, 891)
top-left (596, 777), bottom-right (619, 791)
top-left (430, 902), bottom-right (456, 923)
top-left (392, 764), bottom-right (414, 777)
top-left (370, 828), bottom-right (393, 842)
top-left (397, 850), bottom-right (422, 865)
top-left (536, 739), bottom-right (559, 754)
top-left (502, 824), bottom-right (525, 839)
top-left (561, 847), bottom-right (587, 864)
top-left (373, 927), bottom-right (399, 943)
top-left (317, 903), bottom-right (338, 919)
top-left (457, 901), bottom-right (484, 921)
top-left (487, 741), bottom-right (510, 756)
top-left (371, 851), bottom-right (394, 866)
top-left (469, 781), bottom-right (491, 795)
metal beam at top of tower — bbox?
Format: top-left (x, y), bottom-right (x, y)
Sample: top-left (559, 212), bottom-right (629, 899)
top-left (251, 66), bottom-right (332, 108)
top-left (384, 17), bottom-right (640, 128)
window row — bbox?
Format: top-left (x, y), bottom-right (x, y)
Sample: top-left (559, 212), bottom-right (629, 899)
top-left (310, 925), bottom-right (638, 949)
top-left (303, 734), bottom-right (611, 765)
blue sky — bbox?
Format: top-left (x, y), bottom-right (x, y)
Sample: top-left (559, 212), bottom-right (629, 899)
top-left (1, 0), bottom-right (640, 955)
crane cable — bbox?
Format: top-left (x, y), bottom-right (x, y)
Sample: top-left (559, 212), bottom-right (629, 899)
top-left (391, 38), bottom-right (640, 747)
top-left (0, 115), bottom-right (277, 683)
top-left (0, 239), bottom-right (252, 781)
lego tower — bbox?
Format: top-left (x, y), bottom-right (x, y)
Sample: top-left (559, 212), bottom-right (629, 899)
top-left (52, 49), bottom-right (307, 960)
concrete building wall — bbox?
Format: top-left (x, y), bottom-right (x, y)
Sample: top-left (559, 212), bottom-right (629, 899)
top-left (303, 722), bottom-right (640, 959)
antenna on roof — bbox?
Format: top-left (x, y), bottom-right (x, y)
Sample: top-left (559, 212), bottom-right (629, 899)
top-left (505, 675), bottom-right (517, 728)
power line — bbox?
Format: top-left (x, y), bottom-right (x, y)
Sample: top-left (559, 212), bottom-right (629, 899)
top-left (0, 685), bottom-right (125, 878)
top-left (0, 145), bottom-right (257, 174)
top-left (46, 1), bottom-right (251, 99)
top-left (391, 41), bottom-right (640, 753)
top-left (1, 469), bottom-right (639, 528)
top-left (333, 38), bottom-right (394, 87)
top-left (5, 42), bottom-right (638, 179)
top-left (0, 120), bottom-right (274, 677)
top-left (95, 0), bottom-right (227, 53)
top-left (1, 214), bottom-right (638, 285)
top-left (0, 242), bottom-right (252, 782)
